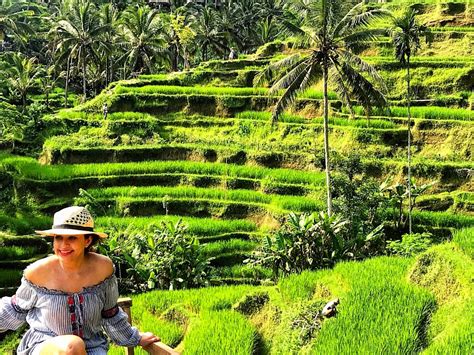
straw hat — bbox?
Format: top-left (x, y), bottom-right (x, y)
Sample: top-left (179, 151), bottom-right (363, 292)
top-left (35, 206), bottom-right (107, 239)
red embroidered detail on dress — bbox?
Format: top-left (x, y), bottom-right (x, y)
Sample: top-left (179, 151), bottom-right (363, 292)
top-left (67, 295), bottom-right (84, 338)
top-left (11, 295), bottom-right (27, 314)
top-left (101, 305), bottom-right (119, 318)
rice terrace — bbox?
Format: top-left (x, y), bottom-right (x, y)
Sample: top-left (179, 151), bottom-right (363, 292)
top-left (0, 0), bottom-right (473, 353)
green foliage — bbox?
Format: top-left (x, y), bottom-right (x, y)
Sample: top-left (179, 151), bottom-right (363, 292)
top-left (0, 101), bottom-right (26, 149)
top-left (387, 232), bottom-right (433, 257)
top-left (99, 220), bottom-right (211, 292)
top-left (246, 212), bottom-right (348, 278)
top-left (452, 227), bottom-right (474, 259)
top-left (183, 310), bottom-right (257, 355)
top-left (332, 153), bottom-right (388, 251)
top-left (409, 242), bottom-right (474, 354)
top-left (233, 292), bottom-right (269, 316)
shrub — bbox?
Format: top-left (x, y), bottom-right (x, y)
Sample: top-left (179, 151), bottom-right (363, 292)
top-left (232, 292), bottom-right (269, 315)
top-left (99, 220), bottom-right (212, 292)
top-left (386, 233), bottom-right (433, 257)
top-left (246, 212), bottom-right (348, 278)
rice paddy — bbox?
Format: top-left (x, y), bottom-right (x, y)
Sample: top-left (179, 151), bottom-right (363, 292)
top-left (1, 1), bottom-right (473, 352)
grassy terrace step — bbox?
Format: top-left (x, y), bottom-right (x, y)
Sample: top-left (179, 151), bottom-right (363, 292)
top-left (95, 216), bottom-right (259, 237)
top-left (39, 143), bottom-right (316, 168)
top-left (416, 191), bottom-right (474, 213)
top-left (113, 85), bottom-right (338, 101)
top-left (71, 186), bottom-right (324, 216)
top-left (2, 155), bottom-right (325, 186)
top-left (124, 69), bottom-right (260, 88)
top-left (70, 196), bottom-right (320, 219)
top-left (50, 110), bottom-right (402, 129)
top-left (344, 106), bottom-right (473, 121)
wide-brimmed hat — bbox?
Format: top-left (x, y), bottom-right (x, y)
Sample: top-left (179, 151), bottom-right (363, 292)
top-left (35, 206), bottom-right (107, 239)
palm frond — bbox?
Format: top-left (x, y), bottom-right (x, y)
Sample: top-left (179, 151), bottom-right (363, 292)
top-left (329, 63), bottom-right (354, 117)
top-left (335, 6), bottom-right (389, 37)
top-left (340, 49), bottom-right (386, 92)
top-left (253, 53), bottom-right (303, 87)
top-left (271, 60), bottom-right (314, 123)
top-left (339, 60), bottom-right (387, 111)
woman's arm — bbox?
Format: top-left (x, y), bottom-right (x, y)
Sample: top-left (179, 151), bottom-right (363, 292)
top-left (0, 278), bottom-right (37, 332)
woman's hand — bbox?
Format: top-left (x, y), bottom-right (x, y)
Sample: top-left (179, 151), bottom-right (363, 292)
top-left (139, 332), bottom-right (160, 348)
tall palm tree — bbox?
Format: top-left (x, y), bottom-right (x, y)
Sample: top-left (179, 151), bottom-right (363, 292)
top-left (99, 3), bottom-right (120, 87)
top-left (192, 6), bottom-right (226, 61)
top-left (0, 0), bottom-right (33, 45)
top-left (255, 0), bottom-right (387, 216)
top-left (390, 9), bottom-right (431, 234)
top-left (54, 0), bottom-right (109, 99)
top-left (119, 5), bottom-right (168, 76)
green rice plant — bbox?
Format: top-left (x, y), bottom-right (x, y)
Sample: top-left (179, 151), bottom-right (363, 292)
top-left (452, 227), bottom-right (474, 258)
top-left (3, 155), bottom-right (325, 186)
top-left (95, 216), bottom-right (257, 237)
top-left (347, 105), bottom-right (473, 121)
top-left (212, 264), bottom-right (273, 279)
top-left (411, 210), bottom-right (474, 229)
top-left (114, 85), bottom-right (269, 96)
top-left (237, 111), bottom-right (399, 128)
top-left (82, 186), bottom-right (322, 213)
top-left (201, 239), bottom-right (258, 258)
top-left (431, 26), bottom-right (474, 33)
top-left (309, 257), bottom-right (435, 354)
top-left (0, 269), bottom-right (22, 287)
top-left (0, 246), bottom-right (38, 260)
top-left (409, 243), bottom-right (474, 354)
top-left (183, 310), bottom-right (257, 355)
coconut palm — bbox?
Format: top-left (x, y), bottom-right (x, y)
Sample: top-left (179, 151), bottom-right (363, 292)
top-left (255, 0), bottom-right (388, 216)
top-left (390, 8), bottom-right (431, 234)
top-left (0, 0), bottom-right (33, 45)
top-left (98, 3), bottom-right (120, 87)
top-left (54, 0), bottom-right (109, 99)
top-left (119, 5), bottom-right (168, 76)
top-left (192, 6), bottom-right (226, 62)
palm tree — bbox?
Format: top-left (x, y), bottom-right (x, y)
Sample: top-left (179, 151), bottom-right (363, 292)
top-left (390, 9), bottom-right (431, 234)
top-left (54, 0), bottom-right (109, 99)
top-left (192, 6), bottom-right (226, 61)
top-left (255, 0), bottom-right (388, 216)
top-left (98, 3), bottom-right (120, 87)
top-left (0, 0), bottom-right (33, 45)
top-left (119, 5), bottom-right (168, 76)
top-left (4, 52), bottom-right (41, 108)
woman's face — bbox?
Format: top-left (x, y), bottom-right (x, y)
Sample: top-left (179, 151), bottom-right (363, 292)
top-left (53, 234), bottom-right (91, 259)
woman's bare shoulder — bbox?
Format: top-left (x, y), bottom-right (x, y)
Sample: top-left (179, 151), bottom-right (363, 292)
top-left (88, 253), bottom-right (114, 279)
top-left (24, 256), bottom-right (57, 284)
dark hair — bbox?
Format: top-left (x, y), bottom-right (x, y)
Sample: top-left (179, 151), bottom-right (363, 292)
top-left (85, 234), bottom-right (101, 253)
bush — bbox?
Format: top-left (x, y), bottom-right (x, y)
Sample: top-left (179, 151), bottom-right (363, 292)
top-left (387, 233), bottom-right (433, 257)
top-left (246, 212), bottom-right (348, 278)
top-left (232, 292), bottom-right (269, 315)
top-left (99, 220), bottom-right (212, 292)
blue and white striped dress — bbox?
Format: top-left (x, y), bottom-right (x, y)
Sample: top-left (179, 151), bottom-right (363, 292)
top-left (0, 271), bottom-right (141, 354)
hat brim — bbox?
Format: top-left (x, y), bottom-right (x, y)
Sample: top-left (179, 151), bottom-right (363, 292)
top-left (35, 228), bottom-right (107, 239)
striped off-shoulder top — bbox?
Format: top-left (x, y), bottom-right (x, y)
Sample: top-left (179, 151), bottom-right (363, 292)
top-left (0, 270), bottom-right (140, 355)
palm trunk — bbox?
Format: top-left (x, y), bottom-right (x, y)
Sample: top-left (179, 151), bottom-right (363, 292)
top-left (82, 53), bottom-right (87, 99)
top-left (323, 61), bottom-right (333, 217)
top-left (105, 57), bottom-right (109, 87)
top-left (65, 57), bottom-right (70, 108)
top-left (406, 56), bottom-right (412, 234)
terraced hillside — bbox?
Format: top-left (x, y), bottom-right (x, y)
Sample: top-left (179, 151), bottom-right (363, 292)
top-left (0, 0), bottom-right (473, 352)
top-left (1, 2), bottom-right (474, 286)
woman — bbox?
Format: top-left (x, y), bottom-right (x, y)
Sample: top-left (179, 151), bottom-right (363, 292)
top-left (0, 206), bottom-right (160, 354)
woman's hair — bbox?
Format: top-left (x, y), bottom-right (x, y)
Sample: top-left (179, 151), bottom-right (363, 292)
top-left (85, 234), bottom-right (101, 253)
